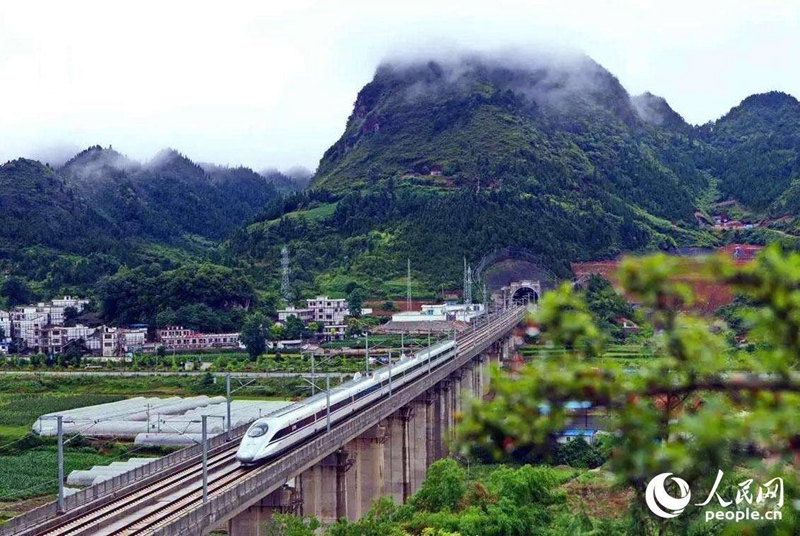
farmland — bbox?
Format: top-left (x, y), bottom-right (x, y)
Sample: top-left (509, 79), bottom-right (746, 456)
top-left (0, 373), bottom-right (308, 524)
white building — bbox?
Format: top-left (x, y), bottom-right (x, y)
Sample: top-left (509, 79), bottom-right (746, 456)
top-left (0, 310), bottom-right (10, 342)
top-left (157, 326), bottom-right (240, 351)
top-left (5, 296), bottom-right (91, 351)
top-left (390, 303), bottom-right (485, 324)
top-left (100, 326), bottom-right (148, 358)
top-left (306, 296), bottom-right (349, 326)
top-left (276, 306), bottom-right (314, 323)
top-left (277, 297), bottom-right (350, 341)
top-left (10, 309), bottom-right (48, 350)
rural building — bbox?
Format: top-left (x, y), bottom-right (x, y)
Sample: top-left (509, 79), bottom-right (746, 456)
top-left (157, 326), bottom-right (240, 351)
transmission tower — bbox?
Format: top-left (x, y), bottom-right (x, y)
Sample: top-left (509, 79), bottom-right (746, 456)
top-left (280, 246), bottom-right (292, 304)
top-left (406, 259), bottom-right (412, 311)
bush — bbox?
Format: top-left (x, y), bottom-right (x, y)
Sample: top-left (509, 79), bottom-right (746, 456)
top-left (554, 438), bottom-right (606, 469)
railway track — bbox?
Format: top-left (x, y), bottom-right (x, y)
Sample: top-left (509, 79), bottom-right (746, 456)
top-left (36, 448), bottom-right (243, 536)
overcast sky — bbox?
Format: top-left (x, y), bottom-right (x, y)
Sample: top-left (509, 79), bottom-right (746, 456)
top-left (1, 0), bottom-right (797, 171)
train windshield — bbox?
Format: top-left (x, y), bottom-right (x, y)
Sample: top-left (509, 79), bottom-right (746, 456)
top-left (247, 422), bottom-right (269, 438)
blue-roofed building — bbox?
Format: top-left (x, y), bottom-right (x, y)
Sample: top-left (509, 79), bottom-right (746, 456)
top-left (556, 428), bottom-right (600, 445)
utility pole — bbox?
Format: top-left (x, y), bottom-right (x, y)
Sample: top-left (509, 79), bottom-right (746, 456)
top-left (326, 373), bottom-right (331, 432)
top-left (311, 353), bottom-right (316, 396)
top-left (201, 415), bottom-right (208, 503)
top-left (388, 351), bottom-right (393, 395)
top-left (226, 373), bottom-right (231, 440)
top-left (427, 326), bottom-right (432, 374)
top-left (57, 415), bottom-right (65, 513)
top-left (365, 329), bottom-right (370, 374)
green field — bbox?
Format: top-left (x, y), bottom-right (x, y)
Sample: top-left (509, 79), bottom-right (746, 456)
top-left (519, 343), bottom-right (754, 370)
top-left (0, 449), bottom-right (113, 501)
top-left (0, 373), bottom-right (307, 523)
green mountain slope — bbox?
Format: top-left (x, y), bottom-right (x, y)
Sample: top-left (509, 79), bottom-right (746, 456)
top-left (0, 148), bottom-right (281, 323)
top-left (0, 158), bottom-right (119, 252)
top-left (59, 147), bottom-right (280, 240)
top-left (704, 91), bottom-right (800, 213)
top-left (230, 53), bottom-right (715, 296)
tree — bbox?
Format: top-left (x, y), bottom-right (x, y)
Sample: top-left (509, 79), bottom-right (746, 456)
top-left (1, 277), bottom-right (34, 307)
top-left (156, 345), bottom-right (167, 358)
top-left (284, 315), bottom-right (306, 340)
top-left (269, 324), bottom-right (285, 341)
top-left (200, 371), bottom-right (215, 390)
top-left (240, 312), bottom-right (271, 360)
top-left (458, 246), bottom-right (800, 535)
top-left (63, 306), bottom-right (79, 324)
top-left (409, 459), bottom-right (466, 512)
top-left (57, 343), bottom-right (83, 368)
top-left (348, 289), bottom-right (364, 318)
top-left (581, 274), bottom-right (637, 341)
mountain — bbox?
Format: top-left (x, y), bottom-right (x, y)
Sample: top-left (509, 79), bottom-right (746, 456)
top-left (631, 92), bottom-right (689, 131)
top-left (59, 146), bottom-right (280, 241)
top-left (260, 168), bottom-right (313, 194)
top-left (0, 147), bottom-right (282, 318)
top-left (0, 158), bottom-right (118, 252)
top-left (230, 52), bottom-right (716, 297)
top-left (705, 91), bottom-right (800, 213)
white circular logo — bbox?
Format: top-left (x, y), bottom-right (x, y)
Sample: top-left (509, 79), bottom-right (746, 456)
top-left (645, 473), bottom-right (691, 518)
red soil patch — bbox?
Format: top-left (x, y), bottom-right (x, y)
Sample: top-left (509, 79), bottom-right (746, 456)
top-left (572, 245), bottom-right (764, 314)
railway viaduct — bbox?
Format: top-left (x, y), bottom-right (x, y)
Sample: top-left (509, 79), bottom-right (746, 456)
top-left (2, 305), bottom-right (527, 536)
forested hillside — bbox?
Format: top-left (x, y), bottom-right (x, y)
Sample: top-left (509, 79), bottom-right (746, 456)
top-left (0, 148), bottom-right (281, 328)
top-left (228, 52), bottom-right (720, 298)
top-left (703, 91), bottom-right (800, 214)
top-left (60, 147), bottom-right (280, 240)
top-left (228, 53), bottom-right (800, 301)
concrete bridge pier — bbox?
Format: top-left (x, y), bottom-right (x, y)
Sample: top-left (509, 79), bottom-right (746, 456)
top-left (344, 425), bottom-right (385, 520)
top-left (227, 485), bottom-right (300, 535)
top-left (438, 380), bottom-right (452, 455)
top-left (409, 398), bottom-right (428, 492)
top-left (475, 355), bottom-right (486, 395)
top-left (383, 407), bottom-right (413, 504)
top-left (300, 449), bottom-right (351, 524)
top-left (461, 363), bottom-right (474, 400)
top-left (449, 371), bottom-right (463, 444)
top-left (424, 390), bottom-right (438, 468)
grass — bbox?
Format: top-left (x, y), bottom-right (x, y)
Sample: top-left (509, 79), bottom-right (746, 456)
top-left (519, 343), bottom-right (657, 369)
top-left (286, 202), bottom-right (338, 221)
top-left (0, 394), bottom-right (125, 428)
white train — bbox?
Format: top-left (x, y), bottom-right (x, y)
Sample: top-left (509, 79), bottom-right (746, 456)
top-left (236, 340), bottom-right (458, 464)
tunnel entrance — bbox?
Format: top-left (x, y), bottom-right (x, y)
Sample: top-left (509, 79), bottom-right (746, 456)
top-left (512, 286), bottom-right (538, 305)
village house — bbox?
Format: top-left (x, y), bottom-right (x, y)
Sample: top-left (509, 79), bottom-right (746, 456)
top-left (156, 326), bottom-right (240, 351)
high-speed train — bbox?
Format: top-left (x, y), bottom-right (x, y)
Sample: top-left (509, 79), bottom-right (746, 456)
top-left (236, 339), bottom-right (458, 464)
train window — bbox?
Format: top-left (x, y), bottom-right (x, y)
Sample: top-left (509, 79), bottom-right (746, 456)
top-left (247, 423), bottom-right (269, 437)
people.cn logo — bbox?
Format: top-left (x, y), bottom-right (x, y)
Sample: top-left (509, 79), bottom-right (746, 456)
top-left (645, 473), bottom-right (692, 518)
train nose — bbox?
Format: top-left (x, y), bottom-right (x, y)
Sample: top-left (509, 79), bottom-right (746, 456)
top-left (236, 452), bottom-right (255, 464)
